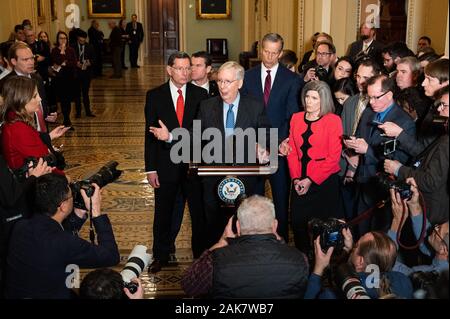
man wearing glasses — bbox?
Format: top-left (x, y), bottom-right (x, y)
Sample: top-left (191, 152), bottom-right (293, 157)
top-left (302, 41), bottom-right (336, 85)
top-left (145, 52), bottom-right (208, 273)
top-left (344, 75), bottom-right (415, 236)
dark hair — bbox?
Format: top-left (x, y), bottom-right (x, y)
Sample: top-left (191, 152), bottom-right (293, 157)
top-left (436, 85), bottom-right (449, 100)
top-left (76, 29), bottom-right (88, 39)
top-left (425, 58), bottom-right (449, 84)
top-left (315, 41), bottom-right (336, 54)
top-left (55, 31), bottom-right (68, 47)
top-left (192, 51), bottom-right (212, 67)
top-left (280, 50), bottom-right (298, 70)
top-left (14, 24), bottom-right (24, 33)
top-left (382, 42), bottom-right (415, 60)
top-left (358, 58), bottom-right (382, 75)
top-left (22, 19), bottom-right (32, 27)
top-left (367, 74), bottom-right (396, 94)
top-left (262, 33), bottom-right (284, 51)
top-left (396, 87), bottom-right (428, 119)
top-left (333, 77), bottom-right (357, 96)
top-left (80, 269), bottom-right (125, 299)
top-left (419, 36), bottom-right (432, 46)
top-left (35, 173), bottom-right (70, 217)
top-left (0, 41), bottom-right (13, 60)
top-left (167, 51), bottom-right (190, 67)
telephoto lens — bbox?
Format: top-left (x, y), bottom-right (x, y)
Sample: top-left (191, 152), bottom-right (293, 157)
top-left (121, 245), bottom-right (151, 292)
top-left (335, 263), bottom-right (371, 299)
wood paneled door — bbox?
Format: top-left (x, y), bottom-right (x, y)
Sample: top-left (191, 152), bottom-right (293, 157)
top-left (148, 0), bottom-right (179, 63)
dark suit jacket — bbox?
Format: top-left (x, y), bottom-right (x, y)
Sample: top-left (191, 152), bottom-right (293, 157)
top-left (241, 64), bottom-right (301, 141)
top-left (126, 22), bottom-right (144, 44)
top-left (196, 94), bottom-right (271, 165)
top-left (398, 134), bottom-right (449, 224)
top-left (208, 80), bottom-right (220, 98)
top-left (71, 42), bottom-right (96, 75)
top-left (144, 82), bottom-right (208, 182)
top-left (356, 104), bottom-right (416, 183)
top-left (5, 214), bottom-right (119, 299)
top-left (347, 39), bottom-right (384, 64)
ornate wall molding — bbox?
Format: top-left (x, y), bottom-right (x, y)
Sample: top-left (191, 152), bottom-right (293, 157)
top-left (406, 0), bottom-right (415, 48)
top-left (297, 0), bottom-right (305, 57)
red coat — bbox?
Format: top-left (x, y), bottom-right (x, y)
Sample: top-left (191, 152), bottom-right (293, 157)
top-left (287, 112), bottom-right (343, 185)
top-left (1, 115), bottom-right (50, 170)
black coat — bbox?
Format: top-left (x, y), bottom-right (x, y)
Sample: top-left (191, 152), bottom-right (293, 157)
top-left (126, 22), bottom-right (144, 44)
top-left (144, 82), bottom-right (208, 182)
top-left (399, 134), bottom-right (449, 224)
top-left (5, 213), bottom-right (119, 299)
top-left (212, 234), bottom-right (309, 298)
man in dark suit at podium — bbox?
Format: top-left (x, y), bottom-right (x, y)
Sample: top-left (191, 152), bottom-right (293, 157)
top-left (145, 52), bottom-right (208, 273)
top-left (241, 33), bottom-right (301, 242)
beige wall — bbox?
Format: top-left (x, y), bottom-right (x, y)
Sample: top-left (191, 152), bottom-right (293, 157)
top-left (184, 0), bottom-right (243, 61)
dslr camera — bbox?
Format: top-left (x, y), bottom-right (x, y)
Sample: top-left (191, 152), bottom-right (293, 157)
top-left (14, 154), bottom-right (58, 182)
top-left (121, 245), bottom-right (151, 294)
top-left (377, 174), bottom-right (413, 200)
top-left (335, 263), bottom-right (371, 299)
top-left (314, 65), bottom-right (329, 81)
top-left (309, 218), bottom-right (348, 252)
top-left (71, 161), bottom-right (122, 210)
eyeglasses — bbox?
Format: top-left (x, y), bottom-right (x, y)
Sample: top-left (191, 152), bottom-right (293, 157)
top-left (216, 79), bottom-right (238, 87)
top-left (171, 66), bottom-right (192, 73)
top-left (368, 91), bottom-right (389, 102)
top-left (317, 52), bottom-right (333, 57)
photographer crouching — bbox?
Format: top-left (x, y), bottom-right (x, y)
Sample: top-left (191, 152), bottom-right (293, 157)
top-left (305, 225), bottom-right (413, 299)
top-left (4, 173), bottom-right (120, 299)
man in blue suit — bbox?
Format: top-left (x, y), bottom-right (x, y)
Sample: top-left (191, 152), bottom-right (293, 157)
top-left (241, 33), bottom-right (302, 241)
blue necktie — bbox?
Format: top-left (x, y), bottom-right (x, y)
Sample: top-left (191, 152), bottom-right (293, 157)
top-left (226, 104), bottom-right (235, 129)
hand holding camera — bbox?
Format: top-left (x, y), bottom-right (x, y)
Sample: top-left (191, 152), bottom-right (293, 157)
top-left (28, 158), bottom-right (53, 178)
top-left (312, 236), bottom-right (334, 276)
top-left (384, 159), bottom-right (401, 175)
top-left (304, 68), bottom-right (318, 82)
top-left (80, 183), bottom-right (102, 217)
top-left (405, 178), bottom-right (422, 216)
top-left (124, 278), bottom-right (144, 299)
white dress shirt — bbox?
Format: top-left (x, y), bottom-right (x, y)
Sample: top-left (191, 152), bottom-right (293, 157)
top-left (261, 63), bottom-right (279, 92)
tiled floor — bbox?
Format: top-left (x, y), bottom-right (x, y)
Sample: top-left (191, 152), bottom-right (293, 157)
top-left (56, 62), bottom-right (192, 298)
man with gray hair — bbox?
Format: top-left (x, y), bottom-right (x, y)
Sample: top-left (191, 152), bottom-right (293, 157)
top-left (181, 195), bottom-right (309, 299)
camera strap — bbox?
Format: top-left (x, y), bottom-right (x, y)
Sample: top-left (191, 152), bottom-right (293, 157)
top-left (89, 197), bottom-right (96, 244)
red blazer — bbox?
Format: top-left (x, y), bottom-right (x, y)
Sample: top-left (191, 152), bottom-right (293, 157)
top-left (1, 117), bottom-right (50, 170)
top-left (287, 112), bottom-right (343, 185)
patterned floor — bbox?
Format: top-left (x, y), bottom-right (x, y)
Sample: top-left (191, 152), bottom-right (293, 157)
top-left (56, 63), bottom-right (193, 298)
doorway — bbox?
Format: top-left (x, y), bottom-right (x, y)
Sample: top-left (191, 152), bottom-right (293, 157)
top-left (148, 0), bottom-right (179, 64)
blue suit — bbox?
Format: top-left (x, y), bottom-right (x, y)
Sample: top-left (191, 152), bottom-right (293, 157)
top-left (241, 64), bottom-right (302, 241)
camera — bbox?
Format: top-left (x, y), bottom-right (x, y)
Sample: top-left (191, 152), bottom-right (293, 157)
top-left (14, 154), bottom-right (58, 182)
top-left (377, 174), bottom-right (413, 200)
top-left (309, 218), bottom-right (347, 252)
top-left (121, 245), bottom-right (151, 294)
top-left (335, 263), bottom-right (371, 299)
top-left (314, 65), bottom-right (328, 81)
top-left (71, 161), bottom-right (122, 210)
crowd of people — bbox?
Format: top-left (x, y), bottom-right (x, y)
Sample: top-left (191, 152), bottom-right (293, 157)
top-left (0, 16), bottom-right (448, 300)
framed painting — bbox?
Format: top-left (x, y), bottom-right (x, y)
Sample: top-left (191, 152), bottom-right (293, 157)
top-left (37, 0), bottom-right (46, 25)
top-left (196, 0), bottom-right (232, 20)
top-left (88, 0), bottom-right (125, 19)
top-left (50, 0), bottom-right (57, 21)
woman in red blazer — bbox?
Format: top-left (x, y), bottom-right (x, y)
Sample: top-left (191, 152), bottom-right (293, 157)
top-left (287, 81), bottom-right (343, 253)
top-left (1, 76), bottom-right (61, 173)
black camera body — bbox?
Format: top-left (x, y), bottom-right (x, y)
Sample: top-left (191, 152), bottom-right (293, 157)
top-left (71, 161), bottom-right (122, 210)
top-left (123, 281), bottom-right (138, 294)
top-left (309, 218), bottom-right (347, 252)
top-left (315, 65), bottom-right (329, 81)
top-left (378, 174), bottom-right (412, 200)
top-left (14, 154), bottom-right (58, 182)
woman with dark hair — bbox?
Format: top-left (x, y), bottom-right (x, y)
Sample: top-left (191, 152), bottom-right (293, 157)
top-left (285, 81), bottom-right (343, 253)
top-left (332, 77), bottom-right (357, 116)
top-left (51, 31), bottom-right (77, 129)
top-left (0, 76), bottom-right (63, 174)
top-left (334, 56), bottom-right (354, 81)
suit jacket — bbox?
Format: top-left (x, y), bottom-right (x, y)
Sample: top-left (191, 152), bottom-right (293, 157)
top-left (398, 134), bottom-right (449, 224)
top-left (145, 82), bottom-right (208, 182)
top-left (356, 104), bottom-right (416, 183)
top-left (241, 64), bottom-right (301, 141)
top-left (5, 214), bottom-right (119, 299)
top-left (126, 22), bottom-right (144, 44)
top-left (287, 112), bottom-right (343, 185)
top-left (208, 80), bottom-right (220, 98)
top-left (196, 95), bottom-right (272, 165)
top-left (347, 39), bottom-right (384, 64)
top-left (71, 42), bottom-right (96, 75)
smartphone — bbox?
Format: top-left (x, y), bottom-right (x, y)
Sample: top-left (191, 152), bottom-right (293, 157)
top-left (342, 135), bottom-right (352, 140)
top-left (372, 120), bottom-right (383, 126)
top-left (383, 139), bottom-right (397, 156)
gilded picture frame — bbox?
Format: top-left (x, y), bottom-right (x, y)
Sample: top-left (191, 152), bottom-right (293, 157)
top-left (196, 0), bottom-right (232, 20)
top-left (88, 0), bottom-right (125, 19)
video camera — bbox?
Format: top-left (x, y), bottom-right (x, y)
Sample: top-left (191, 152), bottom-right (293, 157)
top-left (71, 161), bottom-right (122, 210)
top-left (14, 154), bottom-right (58, 182)
top-left (309, 218), bottom-right (348, 252)
top-left (121, 245), bottom-right (151, 294)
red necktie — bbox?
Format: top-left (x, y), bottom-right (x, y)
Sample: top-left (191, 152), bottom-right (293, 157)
top-left (264, 70), bottom-right (272, 107)
top-left (176, 89), bottom-right (184, 127)
top-left (36, 106), bottom-right (47, 133)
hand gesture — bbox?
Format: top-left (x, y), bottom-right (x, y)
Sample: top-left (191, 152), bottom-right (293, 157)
top-left (390, 188), bottom-right (408, 232)
top-left (304, 68), bottom-right (318, 82)
top-left (406, 178), bottom-right (422, 216)
top-left (50, 125), bottom-right (70, 140)
top-left (45, 112), bottom-right (58, 123)
top-left (124, 278), bottom-right (144, 300)
top-left (384, 159), bottom-right (401, 175)
top-left (149, 120), bottom-right (170, 142)
top-left (344, 137), bottom-right (368, 154)
top-left (147, 172), bottom-right (160, 189)
top-left (256, 143), bottom-right (270, 164)
top-left (80, 183), bottom-right (102, 217)
top-left (313, 237), bottom-right (334, 276)
top-left (28, 158), bottom-right (52, 178)
top-left (278, 138), bottom-right (292, 157)
top-left (378, 122), bottom-right (403, 138)
top-left (294, 178), bottom-right (312, 196)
